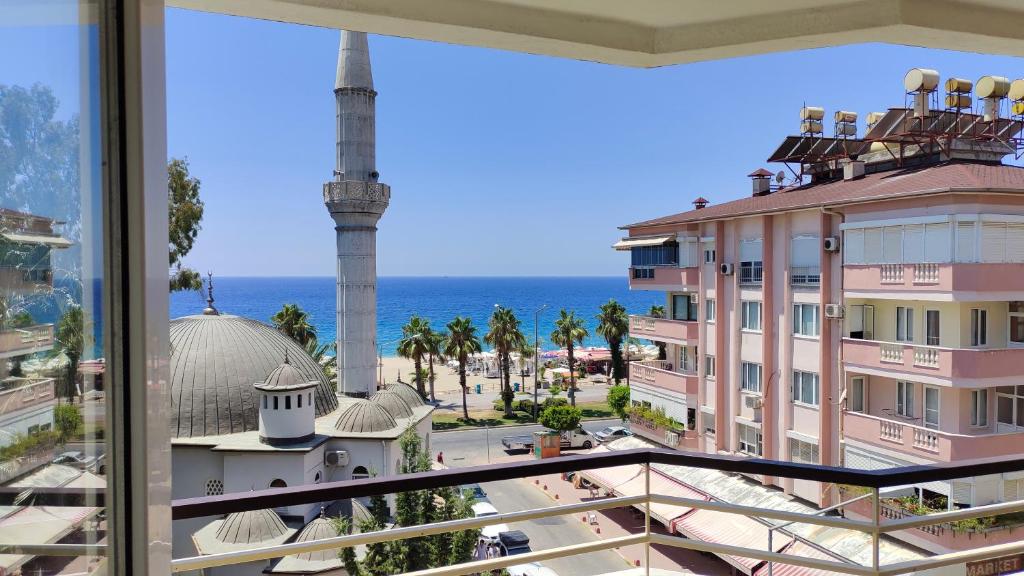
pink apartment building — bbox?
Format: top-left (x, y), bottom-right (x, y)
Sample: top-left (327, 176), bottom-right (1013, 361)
top-left (616, 70), bottom-right (1024, 551)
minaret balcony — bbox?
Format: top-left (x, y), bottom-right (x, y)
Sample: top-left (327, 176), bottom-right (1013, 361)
top-left (323, 181), bottom-right (390, 214)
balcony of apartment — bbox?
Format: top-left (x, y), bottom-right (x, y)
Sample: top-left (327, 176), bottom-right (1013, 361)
top-left (844, 410), bottom-right (1024, 463)
top-left (844, 262), bottom-right (1024, 296)
top-left (630, 359), bottom-right (698, 396)
top-left (627, 412), bottom-right (699, 451)
top-left (790, 265), bottom-right (820, 288)
top-left (0, 267), bottom-right (54, 293)
top-left (738, 261), bottom-right (763, 286)
top-left (842, 338), bottom-right (1024, 387)
top-left (628, 265), bottom-right (699, 291)
top-left (0, 324), bottom-right (55, 360)
top-left (156, 449), bottom-right (1024, 576)
top-left (628, 314), bottom-right (697, 344)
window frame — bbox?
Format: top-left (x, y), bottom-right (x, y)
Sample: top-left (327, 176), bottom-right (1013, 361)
top-left (925, 309), bottom-right (940, 346)
top-left (705, 298), bottom-right (716, 323)
top-left (741, 300), bottom-right (762, 332)
top-left (971, 308), bottom-right (988, 347)
top-left (740, 361), bottom-right (763, 394)
top-left (897, 381), bottom-right (914, 418)
top-left (792, 303), bottom-right (820, 338)
top-left (704, 354), bottom-right (715, 380)
top-left (791, 370), bottom-right (820, 407)
top-left (896, 306), bottom-right (914, 342)
top-left (971, 389), bottom-right (989, 427)
top-left (849, 377), bottom-right (865, 412)
top-left (737, 423), bottom-right (763, 456)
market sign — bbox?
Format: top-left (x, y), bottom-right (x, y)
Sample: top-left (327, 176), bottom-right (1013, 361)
top-left (966, 554), bottom-right (1024, 576)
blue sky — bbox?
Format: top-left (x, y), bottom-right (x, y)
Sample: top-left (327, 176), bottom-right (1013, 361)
top-left (4, 9), bottom-right (1024, 276)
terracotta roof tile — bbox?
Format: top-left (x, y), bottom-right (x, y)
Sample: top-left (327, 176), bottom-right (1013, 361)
top-left (626, 162), bottom-right (1024, 230)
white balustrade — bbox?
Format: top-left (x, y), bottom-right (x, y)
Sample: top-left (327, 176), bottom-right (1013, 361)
top-left (880, 264), bottom-right (904, 284)
top-left (880, 420), bottom-right (904, 443)
top-left (913, 347), bottom-right (940, 368)
top-left (879, 342), bottom-right (905, 363)
top-left (913, 428), bottom-right (939, 451)
top-left (913, 263), bottom-right (940, 284)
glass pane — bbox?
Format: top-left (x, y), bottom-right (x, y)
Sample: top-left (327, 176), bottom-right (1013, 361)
top-left (1011, 315), bottom-right (1024, 344)
top-left (998, 396), bottom-right (1013, 425)
top-left (1, 1), bottom-right (106, 571)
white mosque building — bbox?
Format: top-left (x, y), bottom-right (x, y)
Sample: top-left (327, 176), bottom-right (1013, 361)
top-left (169, 31), bottom-right (429, 576)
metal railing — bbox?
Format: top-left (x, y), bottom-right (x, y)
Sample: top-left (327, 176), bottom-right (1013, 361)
top-left (790, 266), bottom-right (821, 286)
top-left (161, 448), bottom-right (1024, 576)
top-left (739, 261), bottom-right (763, 284)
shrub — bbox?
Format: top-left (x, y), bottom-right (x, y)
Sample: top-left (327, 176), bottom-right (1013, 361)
top-left (54, 403), bottom-right (83, 444)
top-left (607, 385), bottom-right (629, 420)
top-left (542, 397), bottom-right (568, 409)
top-left (539, 404), bottom-right (582, 431)
top-left (549, 383), bottom-right (561, 396)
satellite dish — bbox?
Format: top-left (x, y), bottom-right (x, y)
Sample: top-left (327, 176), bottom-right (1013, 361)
top-left (775, 171), bottom-right (786, 184)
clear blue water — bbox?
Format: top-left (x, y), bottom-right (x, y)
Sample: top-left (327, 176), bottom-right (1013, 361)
top-left (169, 276), bottom-right (660, 356)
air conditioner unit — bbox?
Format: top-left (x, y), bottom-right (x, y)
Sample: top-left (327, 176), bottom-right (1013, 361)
top-left (744, 396), bottom-right (763, 409)
top-left (324, 450), bottom-right (349, 467)
top-left (719, 263), bottom-right (735, 276)
top-left (665, 431), bottom-right (680, 447)
top-left (824, 304), bottom-right (845, 318)
top-left (823, 237), bottom-right (841, 252)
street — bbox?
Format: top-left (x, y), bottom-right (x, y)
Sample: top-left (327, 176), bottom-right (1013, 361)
top-left (432, 418), bottom-right (620, 466)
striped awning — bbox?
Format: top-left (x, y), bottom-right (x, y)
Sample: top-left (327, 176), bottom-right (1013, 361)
top-left (753, 540), bottom-right (849, 576)
top-left (612, 234), bottom-right (675, 251)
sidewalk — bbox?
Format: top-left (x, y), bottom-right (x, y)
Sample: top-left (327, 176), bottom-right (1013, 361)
top-left (528, 468), bottom-right (730, 576)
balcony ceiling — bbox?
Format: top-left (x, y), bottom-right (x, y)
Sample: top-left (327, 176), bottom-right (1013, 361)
top-left (171, 0), bottom-right (1024, 67)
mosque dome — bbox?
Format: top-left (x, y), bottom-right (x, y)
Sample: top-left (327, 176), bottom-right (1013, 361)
top-left (291, 516), bottom-right (339, 562)
top-left (334, 399), bottom-right (397, 433)
top-left (214, 509), bottom-right (289, 544)
top-left (369, 388), bottom-right (413, 419)
top-left (257, 355), bottom-right (315, 390)
top-left (385, 381), bottom-right (425, 407)
top-left (169, 313), bottom-right (338, 438)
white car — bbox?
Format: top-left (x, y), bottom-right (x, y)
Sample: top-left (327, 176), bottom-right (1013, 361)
top-left (473, 502), bottom-right (508, 543)
top-left (471, 502), bottom-right (498, 518)
top-left (593, 425), bottom-right (632, 443)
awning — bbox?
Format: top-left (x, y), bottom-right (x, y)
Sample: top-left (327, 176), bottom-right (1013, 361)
top-left (619, 470), bottom-right (707, 526)
top-left (672, 508), bottom-right (784, 574)
top-left (612, 235), bottom-right (675, 251)
top-left (753, 540), bottom-right (847, 576)
top-left (0, 506), bottom-right (100, 572)
top-left (1, 232), bottom-right (72, 248)
top-left (578, 446), bottom-right (644, 492)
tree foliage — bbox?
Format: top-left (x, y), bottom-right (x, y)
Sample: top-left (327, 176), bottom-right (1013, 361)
top-left (596, 299), bottom-right (629, 384)
top-left (397, 315), bottom-right (431, 399)
top-left (486, 306), bottom-right (526, 418)
top-left (53, 403), bottom-right (83, 444)
top-left (168, 158), bottom-right (205, 292)
top-left (271, 303), bottom-right (317, 347)
top-left (607, 385), bottom-right (630, 421)
top-left (539, 404), bottom-right (582, 431)
top-left (54, 306), bottom-right (90, 400)
top-left (442, 316), bottom-right (482, 421)
top-left (550, 309), bottom-right (588, 406)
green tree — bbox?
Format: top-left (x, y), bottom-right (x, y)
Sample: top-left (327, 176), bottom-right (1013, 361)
top-left (328, 516), bottom-right (362, 576)
top-left (392, 428), bottom-right (432, 572)
top-left (442, 316), bottom-right (483, 421)
top-left (550, 309), bottom-right (588, 407)
top-left (54, 305), bottom-right (90, 401)
top-left (304, 336), bottom-right (337, 385)
top-left (607, 385), bottom-right (630, 421)
top-left (540, 404), bottom-right (582, 431)
top-left (648, 305), bottom-right (668, 360)
top-left (397, 315), bottom-right (431, 399)
top-left (53, 403), bottom-right (83, 444)
top-left (485, 306), bottom-right (526, 418)
top-left (596, 299), bottom-right (629, 384)
top-left (359, 490), bottom-right (393, 576)
top-left (449, 492), bottom-right (480, 565)
top-left (168, 157), bottom-right (205, 292)
top-left (271, 303), bottom-right (317, 347)
top-left (424, 327), bottom-right (444, 403)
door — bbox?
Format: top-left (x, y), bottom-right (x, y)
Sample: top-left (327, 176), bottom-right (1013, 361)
top-left (924, 386), bottom-right (940, 429)
top-left (1009, 302), bottom-right (1024, 347)
top-left (926, 310), bottom-right (940, 346)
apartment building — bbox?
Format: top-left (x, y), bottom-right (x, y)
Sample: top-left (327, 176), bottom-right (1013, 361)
top-left (616, 70), bottom-right (1024, 536)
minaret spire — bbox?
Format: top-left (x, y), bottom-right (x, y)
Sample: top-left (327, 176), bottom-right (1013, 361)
top-left (324, 30), bottom-right (390, 398)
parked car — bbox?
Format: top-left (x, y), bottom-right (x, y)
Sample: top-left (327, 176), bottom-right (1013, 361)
top-left (460, 483), bottom-right (487, 501)
top-left (593, 425), bottom-right (633, 443)
top-left (474, 502), bottom-right (509, 543)
top-left (501, 427), bottom-right (594, 452)
top-left (52, 451), bottom-right (103, 473)
top-left (471, 502), bottom-right (498, 518)
top-left (497, 530), bottom-right (532, 557)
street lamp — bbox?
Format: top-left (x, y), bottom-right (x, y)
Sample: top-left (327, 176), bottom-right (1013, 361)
top-left (533, 304), bottom-right (548, 421)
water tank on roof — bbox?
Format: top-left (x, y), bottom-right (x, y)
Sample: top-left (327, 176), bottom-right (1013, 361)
top-left (977, 75), bottom-right (1010, 99)
top-left (904, 68), bottom-right (939, 92)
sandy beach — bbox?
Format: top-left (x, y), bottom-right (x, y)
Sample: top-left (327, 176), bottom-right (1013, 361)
top-left (379, 355), bottom-right (514, 397)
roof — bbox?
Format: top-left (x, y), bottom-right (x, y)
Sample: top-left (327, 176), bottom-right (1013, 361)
top-left (268, 516), bottom-right (345, 574)
top-left (0, 506), bottom-right (100, 573)
top-left (747, 168), bottom-right (774, 177)
top-left (169, 314), bottom-right (338, 438)
top-left (370, 389), bottom-right (414, 419)
top-left (625, 162), bottom-right (1024, 231)
top-left (193, 508), bottom-right (298, 555)
top-left (334, 399), bottom-right (398, 433)
top-left (255, 358), bottom-right (319, 392)
top-left (0, 232), bottom-right (72, 248)
top-left (336, 30), bottom-right (373, 90)
top-left (385, 381), bottom-right (425, 407)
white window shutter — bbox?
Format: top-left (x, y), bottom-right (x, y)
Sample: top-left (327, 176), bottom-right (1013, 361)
top-left (924, 222), bottom-right (951, 263)
top-left (739, 238), bottom-right (763, 262)
top-left (1006, 223), bottom-right (1024, 263)
top-left (903, 224), bottom-right (924, 263)
top-left (844, 229), bottom-right (864, 264)
top-left (864, 228), bottom-right (882, 264)
top-left (790, 235), bottom-right (819, 267)
top-left (982, 222), bottom-right (1007, 263)
top-left (883, 226), bottom-right (903, 263)
top-left (956, 221), bottom-right (977, 263)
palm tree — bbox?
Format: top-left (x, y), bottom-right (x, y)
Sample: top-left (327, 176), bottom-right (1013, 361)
top-left (485, 306), bottom-right (526, 418)
top-left (271, 303), bottom-right (316, 347)
top-left (550, 309), bottom-right (588, 407)
top-left (442, 316), bottom-right (482, 421)
top-left (424, 327), bottom-right (445, 403)
top-left (397, 315), bottom-right (431, 399)
top-left (304, 337), bottom-right (337, 387)
top-left (648, 304), bottom-right (667, 361)
top-left (596, 299), bottom-right (629, 384)
top-left (54, 306), bottom-right (90, 401)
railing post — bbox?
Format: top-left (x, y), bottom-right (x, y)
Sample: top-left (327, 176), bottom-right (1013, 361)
top-left (645, 462), bottom-right (651, 576)
top-left (872, 487), bottom-right (881, 574)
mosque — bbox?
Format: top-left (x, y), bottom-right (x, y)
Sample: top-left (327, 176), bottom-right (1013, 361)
top-left (169, 31), bottom-right (429, 575)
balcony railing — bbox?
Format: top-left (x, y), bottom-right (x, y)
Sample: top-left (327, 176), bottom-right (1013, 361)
top-left (790, 266), bottom-right (820, 286)
top-left (159, 449), bottom-right (1024, 576)
top-left (739, 261), bottom-right (763, 285)
top-left (631, 360), bottom-right (698, 395)
top-left (0, 324), bottom-right (55, 357)
top-left (0, 378), bottom-right (56, 417)
top-left (844, 338), bottom-right (1024, 385)
top-left (845, 411), bottom-right (1024, 461)
top-left (628, 315), bottom-right (698, 342)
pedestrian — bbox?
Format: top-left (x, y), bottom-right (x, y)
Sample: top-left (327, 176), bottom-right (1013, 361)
top-left (437, 451), bottom-right (444, 465)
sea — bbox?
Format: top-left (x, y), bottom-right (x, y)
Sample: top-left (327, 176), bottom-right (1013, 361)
top-left (169, 276), bottom-right (660, 356)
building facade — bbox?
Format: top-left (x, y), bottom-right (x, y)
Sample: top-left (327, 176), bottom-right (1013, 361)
top-left (617, 69), bottom-right (1024, 552)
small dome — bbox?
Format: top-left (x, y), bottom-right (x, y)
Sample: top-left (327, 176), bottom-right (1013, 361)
top-left (385, 381), bottom-right (425, 407)
top-left (334, 400), bottom-right (397, 433)
top-left (370, 389), bottom-right (413, 419)
top-left (257, 355), bottom-right (318, 392)
top-left (291, 517), bottom-right (339, 562)
top-left (214, 509), bottom-right (288, 544)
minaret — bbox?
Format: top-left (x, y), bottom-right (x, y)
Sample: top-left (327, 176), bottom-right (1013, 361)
top-left (324, 31), bottom-right (390, 397)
